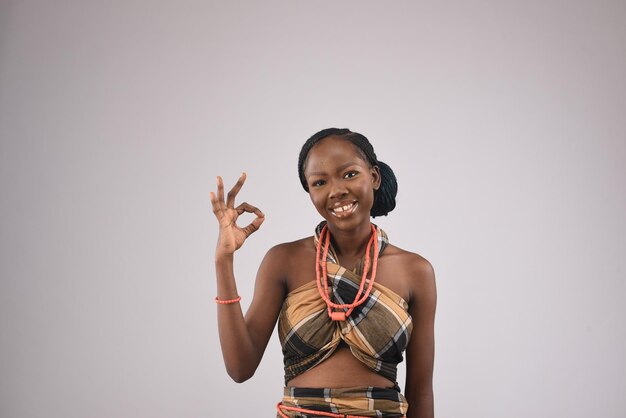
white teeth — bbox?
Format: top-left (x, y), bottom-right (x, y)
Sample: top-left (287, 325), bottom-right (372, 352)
top-left (331, 202), bottom-right (356, 216)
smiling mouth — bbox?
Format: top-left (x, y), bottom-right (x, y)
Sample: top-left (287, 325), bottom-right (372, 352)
top-left (330, 202), bottom-right (358, 218)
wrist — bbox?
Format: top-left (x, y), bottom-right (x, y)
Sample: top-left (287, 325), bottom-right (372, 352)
top-left (215, 251), bottom-right (234, 263)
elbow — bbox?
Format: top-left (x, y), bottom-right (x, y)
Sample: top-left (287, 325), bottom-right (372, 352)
top-left (229, 372), bottom-right (253, 384)
top-left (222, 347), bottom-right (261, 383)
top-left (226, 366), bottom-right (255, 383)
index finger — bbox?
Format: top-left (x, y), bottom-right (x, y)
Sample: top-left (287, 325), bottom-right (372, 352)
top-left (226, 172), bottom-right (247, 207)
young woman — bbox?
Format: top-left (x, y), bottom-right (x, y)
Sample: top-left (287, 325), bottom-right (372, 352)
top-left (210, 128), bottom-right (436, 418)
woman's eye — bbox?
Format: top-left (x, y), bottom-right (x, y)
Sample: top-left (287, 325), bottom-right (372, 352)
top-left (344, 171), bottom-right (358, 179)
top-left (312, 180), bottom-right (326, 187)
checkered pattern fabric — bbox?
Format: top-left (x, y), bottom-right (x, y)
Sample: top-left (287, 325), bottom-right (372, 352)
top-left (277, 385), bottom-right (408, 417)
top-left (278, 222), bottom-right (413, 386)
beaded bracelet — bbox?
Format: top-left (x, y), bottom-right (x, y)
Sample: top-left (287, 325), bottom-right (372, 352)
top-left (214, 295), bottom-right (242, 305)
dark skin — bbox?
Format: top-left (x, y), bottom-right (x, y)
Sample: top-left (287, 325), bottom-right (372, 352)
top-left (210, 136), bottom-right (436, 418)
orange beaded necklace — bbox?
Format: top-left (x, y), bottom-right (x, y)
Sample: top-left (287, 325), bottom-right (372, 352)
top-left (315, 223), bottom-right (379, 321)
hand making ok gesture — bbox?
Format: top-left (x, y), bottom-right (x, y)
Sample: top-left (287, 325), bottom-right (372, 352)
top-left (209, 173), bottom-right (265, 256)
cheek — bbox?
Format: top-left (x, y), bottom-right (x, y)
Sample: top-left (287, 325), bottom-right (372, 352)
top-left (360, 186), bottom-right (376, 209)
top-left (359, 183), bottom-right (375, 199)
top-left (309, 192), bottom-right (325, 210)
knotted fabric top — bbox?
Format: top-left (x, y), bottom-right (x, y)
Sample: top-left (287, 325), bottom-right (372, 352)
top-left (278, 221), bottom-right (413, 385)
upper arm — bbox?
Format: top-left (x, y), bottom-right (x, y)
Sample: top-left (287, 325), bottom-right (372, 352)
top-left (243, 244), bottom-right (288, 361)
top-left (405, 256), bottom-right (437, 403)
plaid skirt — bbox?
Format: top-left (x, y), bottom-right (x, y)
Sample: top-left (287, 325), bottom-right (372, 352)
top-left (276, 386), bottom-right (408, 418)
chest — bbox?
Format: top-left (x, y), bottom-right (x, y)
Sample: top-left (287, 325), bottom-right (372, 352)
top-left (284, 252), bottom-right (412, 304)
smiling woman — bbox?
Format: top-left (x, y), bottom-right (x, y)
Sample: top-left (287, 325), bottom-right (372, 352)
top-left (210, 128), bottom-right (436, 418)
top-left (304, 137), bottom-right (380, 231)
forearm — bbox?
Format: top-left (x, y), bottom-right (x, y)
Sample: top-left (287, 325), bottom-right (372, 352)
top-left (215, 252), bottom-right (259, 382)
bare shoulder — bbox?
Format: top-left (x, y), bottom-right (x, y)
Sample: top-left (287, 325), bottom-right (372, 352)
top-left (384, 244), bottom-right (434, 277)
top-left (265, 236), bottom-right (313, 261)
top-left (260, 237), bottom-right (314, 274)
top-left (252, 237), bottom-right (314, 297)
top-left (261, 237), bottom-right (316, 292)
top-left (382, 244), bottom-right (436, 303)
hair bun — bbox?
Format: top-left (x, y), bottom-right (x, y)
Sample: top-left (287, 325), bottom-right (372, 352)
top-left (372, 160), bottom-right (397, 217)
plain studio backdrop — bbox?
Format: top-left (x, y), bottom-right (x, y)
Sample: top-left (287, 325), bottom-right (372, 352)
top-left (1, 1), bottom-right (625, 417)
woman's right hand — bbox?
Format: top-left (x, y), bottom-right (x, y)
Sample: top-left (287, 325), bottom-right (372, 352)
top-left (209, 173), bottom-right (265, 256)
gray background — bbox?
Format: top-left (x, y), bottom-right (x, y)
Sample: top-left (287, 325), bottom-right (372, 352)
top-left (1, 1), bottom-right (625, 417)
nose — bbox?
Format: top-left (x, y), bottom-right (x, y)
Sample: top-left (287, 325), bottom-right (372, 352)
top-left (328, 179), bottom-right (348, 200)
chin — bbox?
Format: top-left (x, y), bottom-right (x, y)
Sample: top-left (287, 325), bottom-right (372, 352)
top-left (324, 212), bottom-right (370, 231)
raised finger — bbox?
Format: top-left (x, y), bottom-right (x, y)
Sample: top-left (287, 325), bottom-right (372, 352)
top-left (209, 191), bottom-right (223, 218)
top-left (226, 172), bottom-right (246, 208)
top-left (235, 202), bottom-right (264, 218)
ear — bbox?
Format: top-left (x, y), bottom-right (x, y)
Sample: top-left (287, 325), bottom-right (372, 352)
top-left (371, 165), bottom-right (381, 190)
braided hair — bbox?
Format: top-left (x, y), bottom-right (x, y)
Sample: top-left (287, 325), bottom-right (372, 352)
top-left (298, 128), bottom-right (397, 217)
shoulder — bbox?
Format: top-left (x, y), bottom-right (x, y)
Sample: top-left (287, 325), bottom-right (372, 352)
top-left (383, 244), bottom-right (436, 304)
top-left (265, 236), bottom-right (313, 258)
top-left (254, 237), bottom-right (314, 289)
top-left (383, 244), bottom-right (434, 277)
top-left (261, 236), bottom-right (314, 270)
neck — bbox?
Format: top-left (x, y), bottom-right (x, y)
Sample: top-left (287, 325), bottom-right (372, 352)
top-left (326, 221), bottom-right (373, 259)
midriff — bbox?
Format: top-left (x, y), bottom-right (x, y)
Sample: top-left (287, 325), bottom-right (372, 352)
top-left (286, 346), bottom-right (395, 388)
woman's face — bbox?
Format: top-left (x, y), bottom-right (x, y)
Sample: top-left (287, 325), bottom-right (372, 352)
top-left (303, 136), bottom-right (381, 231)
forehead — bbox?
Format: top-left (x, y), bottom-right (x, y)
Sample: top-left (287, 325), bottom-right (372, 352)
top-left (304, 136), bottom-right (369, 174)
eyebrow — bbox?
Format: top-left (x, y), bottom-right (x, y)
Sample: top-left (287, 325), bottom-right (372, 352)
top-left (306, 161), bottom-right (361, 177)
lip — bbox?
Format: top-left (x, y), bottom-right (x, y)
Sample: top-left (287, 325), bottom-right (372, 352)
top-left (329, 201), bottom-right (358, 218)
